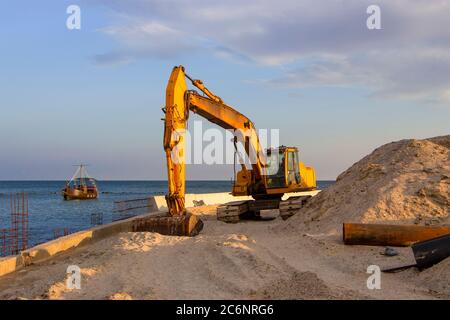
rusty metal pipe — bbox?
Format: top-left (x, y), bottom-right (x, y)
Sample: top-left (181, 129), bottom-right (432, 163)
top-left (343, 223), bottom-right (450, 247)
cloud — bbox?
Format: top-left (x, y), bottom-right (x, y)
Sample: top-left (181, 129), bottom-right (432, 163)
top-left (88, 0), bottom-right (450, 104)
top-left (262, 49), bottom-right (450, 102)
top-left (93, 20), bottom-right (198, 64)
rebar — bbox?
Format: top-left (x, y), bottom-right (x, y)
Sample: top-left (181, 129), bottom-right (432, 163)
top-left (1, 193), bottom-right (28, 257)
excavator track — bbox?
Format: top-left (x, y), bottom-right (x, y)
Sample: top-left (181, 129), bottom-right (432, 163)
top-left (279, 195), bottom-right (312, 220)
top-left (217, 195), bottom-right (312, 223)
top-left (217, 201), bottom-right (249, 223)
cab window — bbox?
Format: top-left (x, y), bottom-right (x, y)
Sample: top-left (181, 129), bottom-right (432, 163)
top-left (287, 151), bottom-right (300, 185)
top-left (266, 150), bottom-right (286, 188)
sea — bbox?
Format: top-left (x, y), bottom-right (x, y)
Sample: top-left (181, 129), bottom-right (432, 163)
top-left (0, 180), bottom-right (334, 248)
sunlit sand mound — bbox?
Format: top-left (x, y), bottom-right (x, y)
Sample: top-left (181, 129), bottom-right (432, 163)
top-left (288, 135), bottom-right (450, 233)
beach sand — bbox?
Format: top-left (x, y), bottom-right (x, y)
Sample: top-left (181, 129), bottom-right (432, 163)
top-left (0, 206), bottom-right (447, 300)
top-left (0, 135), bottom-right (448, 300)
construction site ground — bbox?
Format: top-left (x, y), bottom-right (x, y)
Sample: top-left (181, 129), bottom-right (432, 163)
top-left (0, 205), bottom-right (447, 300)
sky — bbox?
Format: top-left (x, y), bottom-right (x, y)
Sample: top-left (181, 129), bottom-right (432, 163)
top-left (0, 0), bottom-right (449, 180)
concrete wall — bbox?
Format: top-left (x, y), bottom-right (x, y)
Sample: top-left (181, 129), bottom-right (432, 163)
top-left (0, 212), bottom-right (164, 278)
top-left (149, 190), bottom-right (320, 211)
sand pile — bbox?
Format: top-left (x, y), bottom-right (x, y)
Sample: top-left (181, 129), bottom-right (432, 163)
top-left (288, 135), bottom-right (449, 233)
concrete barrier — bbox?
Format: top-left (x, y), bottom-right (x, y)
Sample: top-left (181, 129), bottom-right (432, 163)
top-left (0, 190), bottom-right (320, 278)
top-left (0, 256), bottom-right (22, 278)
top-left (0, 211), bottom-right (163, 278)
top-left (149, 190), bottom-right (320, 211)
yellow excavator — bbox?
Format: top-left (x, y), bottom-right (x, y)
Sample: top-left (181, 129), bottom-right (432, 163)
top-left (163, 65), bottom-right (316, 223)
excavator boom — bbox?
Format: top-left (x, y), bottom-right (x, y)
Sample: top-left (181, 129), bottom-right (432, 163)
top-left (164, 66), bottom-right (267, 215)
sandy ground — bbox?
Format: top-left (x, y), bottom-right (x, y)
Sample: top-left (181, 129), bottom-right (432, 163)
top-left (0, 206), bottom-right (447, 300)
top-left (0, 136), bottom-right (448, 300)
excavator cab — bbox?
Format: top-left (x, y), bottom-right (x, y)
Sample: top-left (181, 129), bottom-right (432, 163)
top-left (232, 145), bottom-right (316, 197)
top-left (265, 146), bottom-right (301, 189)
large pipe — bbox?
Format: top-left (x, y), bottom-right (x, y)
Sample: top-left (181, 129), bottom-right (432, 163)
top-left (343, 223), bottom-right (450, 246)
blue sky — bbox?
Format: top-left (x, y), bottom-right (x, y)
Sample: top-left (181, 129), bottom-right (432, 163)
top-left (0, 0), bottom-right (449, 180)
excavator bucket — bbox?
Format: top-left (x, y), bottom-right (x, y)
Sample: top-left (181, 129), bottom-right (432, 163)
top-left (132, 213), bottom-right (203, 237)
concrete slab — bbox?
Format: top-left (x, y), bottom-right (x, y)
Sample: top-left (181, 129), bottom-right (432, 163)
top-left (0, 256), bottom-right (22, 278)
top-left (152, 190), bottom-right (321, 211)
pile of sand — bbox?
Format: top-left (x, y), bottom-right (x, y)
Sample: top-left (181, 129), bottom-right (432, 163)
top-left (289, 135), bottom-right (450, 233)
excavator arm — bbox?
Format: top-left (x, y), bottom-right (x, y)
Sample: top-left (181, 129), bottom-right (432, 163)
top-left (163, 65), bottom-right (266, 215)
top-left (163, 67), bottom-right (189, 215)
